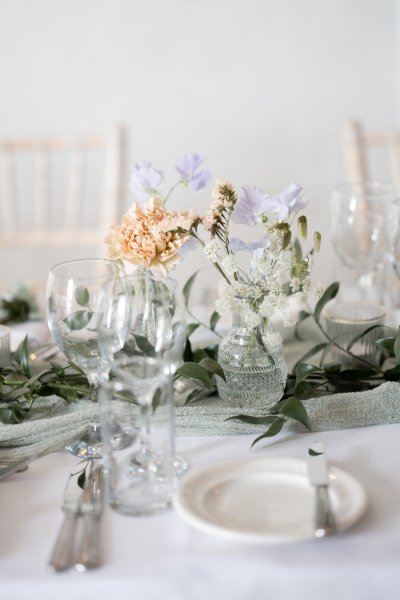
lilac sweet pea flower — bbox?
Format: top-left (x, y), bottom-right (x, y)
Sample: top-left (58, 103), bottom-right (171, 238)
top-left (129, 161), bottom-right (165, 202)
top-left (262, 182), bottom-right (307, 222)
top-left (175, 153), bottom-right (212, 191)
top-left (230, 237), bottom-right (270, 253)
top-left (232, 185), bottom-right (269, 226)
top-left (231, 236), bottom-right (270, 270)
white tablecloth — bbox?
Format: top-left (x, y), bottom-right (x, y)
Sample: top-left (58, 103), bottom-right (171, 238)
top-left (1, 423), bottom-right (400, 600)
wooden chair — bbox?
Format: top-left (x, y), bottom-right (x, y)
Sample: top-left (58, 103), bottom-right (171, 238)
top-left (343, 120), bottom-right (400, 191)
top-left (0, 124), bottom-right (125, 248)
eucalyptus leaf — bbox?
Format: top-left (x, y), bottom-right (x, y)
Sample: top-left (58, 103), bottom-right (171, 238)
top-left (226, 414), bottom-right (281, 425)
top-left (75, 286), bottom-right (90, 307)
top-left (251, 418), bottom-right (285, 447)
top-left (294, 363), bottom-right (323, 392)
top-left (199, 357), bottom-right (226, 381)
top-left (175, 362), bottom-right (214, 389)
top-left (133, 334), bottom-right (156, 357)
top-left (375, 337), bottom-right (395, 353)
top-left (209, 311), bottom-right (220, 332)
top-left (279, 396), bottom-right (311, 430)
top-left (314, 282), bottom-right (340, 323)
top-left (63, 310), bottom-right (94, 331)
top-left (192, 348), bottom-right (210, 363)
top-left (182, 271), bottom-right (199, 307)
top-left (187, 323), bottom-right (200, 337)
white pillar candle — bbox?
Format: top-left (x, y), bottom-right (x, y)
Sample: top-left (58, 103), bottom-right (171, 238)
top-left (0, 325), bottom-right (11, 367)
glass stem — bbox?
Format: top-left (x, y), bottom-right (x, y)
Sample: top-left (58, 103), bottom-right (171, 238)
top-left (86, 370), bottom-right (99, 403)
top-left (139, 398), bottom-right (152, 459)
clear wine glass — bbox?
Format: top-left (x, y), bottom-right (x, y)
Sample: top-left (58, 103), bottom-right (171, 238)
top-left (46, 258), bottom-right (127, 458)
top-left (120, 271), bottom-right (188, 475)
top-left (331, 182), bottom-right (394, 303)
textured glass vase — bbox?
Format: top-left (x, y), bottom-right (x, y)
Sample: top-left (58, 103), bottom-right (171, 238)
top-left (217, 297), bottom-right (287, 410)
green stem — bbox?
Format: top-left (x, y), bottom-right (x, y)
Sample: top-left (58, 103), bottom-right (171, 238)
top-left (191, 232), bottom-right (231, 284)
top-left (186, 307), bottom-right (222, 339)
top-left (163, 180), bottom-right (182, 205)
top-left (46, 383), bottom-right (89, 393)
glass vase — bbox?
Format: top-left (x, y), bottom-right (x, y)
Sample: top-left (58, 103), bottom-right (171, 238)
top-left (217, 297), bottom-right (287, 410)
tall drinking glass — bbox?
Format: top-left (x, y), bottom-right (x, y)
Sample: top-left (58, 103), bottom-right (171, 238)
top-left (99, 356), bottom-right (176, 516)
top-left (46, 258), bottom-right (128, 458)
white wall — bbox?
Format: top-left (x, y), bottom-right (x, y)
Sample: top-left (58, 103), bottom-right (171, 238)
top-left (0, 0), bottom-right (398, 301)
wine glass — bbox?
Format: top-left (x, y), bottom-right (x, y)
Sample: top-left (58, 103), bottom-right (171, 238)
top-left (331, 182), bottom-right (394, 303)
top-left (120, 271), bottom-right (188, 475)
top-left (46, 258), bottom-right (128, 458)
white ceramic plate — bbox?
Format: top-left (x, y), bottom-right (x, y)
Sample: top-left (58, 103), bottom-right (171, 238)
top-left (173, 456), bottom-right (367, 544)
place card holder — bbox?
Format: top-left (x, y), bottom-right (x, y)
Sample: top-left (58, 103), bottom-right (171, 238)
top-left (0, 325), bottom-right (11, 367)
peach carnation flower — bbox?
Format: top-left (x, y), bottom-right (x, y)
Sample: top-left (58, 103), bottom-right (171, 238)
top-left (105, 197), bottom-right (198, 276)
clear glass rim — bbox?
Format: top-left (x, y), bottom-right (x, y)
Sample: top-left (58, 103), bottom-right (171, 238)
top-left (49, 257), bottom-right (121, 280)
top-left (333, 181), bottom-right (394, 200)
top-left (325, 302), bottom-right (387, 323)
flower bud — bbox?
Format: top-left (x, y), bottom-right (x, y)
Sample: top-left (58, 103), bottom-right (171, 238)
top-left (313, 231), bottom-right (321, 252)
top-left (297, 215), bottom-right (308, 240)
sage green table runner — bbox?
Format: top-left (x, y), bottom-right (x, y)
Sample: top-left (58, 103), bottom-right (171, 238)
top-left (1, 381), bottom-right (399, 466)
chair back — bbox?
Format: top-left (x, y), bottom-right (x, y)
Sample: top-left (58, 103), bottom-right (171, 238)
top-left (343, 120), bottom-right (400, 191)
top-left (0, 124), bottom-right (125, 247)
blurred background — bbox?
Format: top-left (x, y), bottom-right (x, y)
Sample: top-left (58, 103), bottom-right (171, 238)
top-left (0, 0), bottom-right (399, 308)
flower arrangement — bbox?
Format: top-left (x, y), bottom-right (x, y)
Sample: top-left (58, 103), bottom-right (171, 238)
top-left (106, 153), bottom-right (322, 339)
top-left (192, 180), bottom-right (322, 339)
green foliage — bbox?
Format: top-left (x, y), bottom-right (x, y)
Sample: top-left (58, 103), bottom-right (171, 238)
top-left (175, 362), bottom-right (214, 390)
top-left (314, 282), bottom-right (339, 323)
top-left (0, 348), bottom-right (90, 424)
top-left (182, 271), bottom-right (199, 307)
top-left (75, 286), bottom-right (90, 307)
top-left (209, 311), bottom-right (220, 331)
top-left (63, 310), bottom-right (94, 331)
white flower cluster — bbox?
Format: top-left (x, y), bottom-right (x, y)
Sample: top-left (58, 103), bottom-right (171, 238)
top-left (200, 180), bottom-right (321, 335)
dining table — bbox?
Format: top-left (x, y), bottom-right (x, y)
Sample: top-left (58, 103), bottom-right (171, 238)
top-left (1, 315), bottom-right (400, 600)
top-left (1, 416), bottom-right (400, 600)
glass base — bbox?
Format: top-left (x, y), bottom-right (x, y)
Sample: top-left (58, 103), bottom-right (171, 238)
top-left (125, 450), bottom-right (189, 480)
top-left (110, 483), bottom-right (173, 516)
top-left (65, 422), bottom-right (103, 459)
top-left (65, 420), bottom-right (136, 459)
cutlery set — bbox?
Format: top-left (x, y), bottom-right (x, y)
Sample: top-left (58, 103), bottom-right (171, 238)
top-left (48, 461), bottom-right (104, 572)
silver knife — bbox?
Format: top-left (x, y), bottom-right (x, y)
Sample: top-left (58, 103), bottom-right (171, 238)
top-left (48, 462), bottom-right (87, 572)
top-left (307, 442), bottom-right (336, 538)
top-left (75, 464), bottom-right (104, 571)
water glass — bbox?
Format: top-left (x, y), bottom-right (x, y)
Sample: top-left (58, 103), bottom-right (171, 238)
top-left (99, 356), bottom-right (177, 516)
top-left (324, 302), bottom-right (386, 367)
